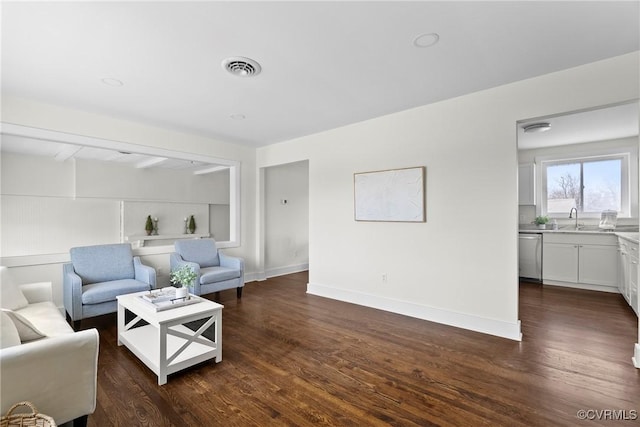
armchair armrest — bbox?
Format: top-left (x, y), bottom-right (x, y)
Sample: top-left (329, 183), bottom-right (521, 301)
top-left (62, 263), bottom-right (83, 322)
top-left (133, 257), bottom-right (157, 289)
top-left (19, 282), bottom-right (53, 304)
top-left (0, 329), bottom-right (99, 425)
top-left (219, 252), bottom-right (244, 271)
top-left (169, 253), bottom-right (201, 275)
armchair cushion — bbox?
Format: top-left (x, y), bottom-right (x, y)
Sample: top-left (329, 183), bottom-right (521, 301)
top-left (0, 281), bottom-right (29, 310)
top-left (81, 279), bottom-right (151, 305)
top-left (18, 302), bottom-right (74, 338)
top-left (0, 311), bottom-right (21, 349)
top-left (70, 243), bottom-right (135, 284)
top-left (175, 239), bottom-right (220, 268)
top-left (200, 266), bottom-right (242, 285)
top-left (1, 309), bottom-right (46, 342)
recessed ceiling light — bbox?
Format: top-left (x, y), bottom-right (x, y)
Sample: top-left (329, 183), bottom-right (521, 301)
top-left (230, 114), bottom-right (246, 120)
top-left (101, 77), bottom-right (124, 87)
top-left (413, 33), bottom-right (440, 48)
top-left (222, 57), bottom-right (262, 77)
top-left (523, 122), bottom-right (552, 133)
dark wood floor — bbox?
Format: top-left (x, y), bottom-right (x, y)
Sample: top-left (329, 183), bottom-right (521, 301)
top-left (80, 272), bottom-right (639, 426)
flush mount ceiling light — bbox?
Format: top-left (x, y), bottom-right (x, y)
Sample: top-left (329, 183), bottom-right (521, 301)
top-left (222, 56), bottom-right (262, 77)
top-left (101, 77), bottom-right (124, 87)
top-left (413, 33), bottom-right (440, 48)
top-left (523, 122), bottom-right (551, 133)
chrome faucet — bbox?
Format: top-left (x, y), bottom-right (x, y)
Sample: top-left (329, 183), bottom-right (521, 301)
top-left (569, 207), bottom-right (579, 230)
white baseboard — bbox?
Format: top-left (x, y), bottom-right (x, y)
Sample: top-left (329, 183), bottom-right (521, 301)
top-left (542, 280), bottom-right (620, 293)
top-left (265, 263), bottom-right (309, 279)
top-left (307, 282), bottom-right (522, 341)
top-left (633, 343), bottom-right (640, 369)
top-left (245, 264), bottom-right (308, 283)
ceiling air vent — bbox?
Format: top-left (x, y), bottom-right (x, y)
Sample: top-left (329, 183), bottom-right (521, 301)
top-left (222, 56), bottom-right (262, 77)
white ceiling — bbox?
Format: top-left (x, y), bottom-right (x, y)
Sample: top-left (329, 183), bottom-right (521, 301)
top-left (518, 102), bottom-right (640, 150)
top-left (2, 1), bottom-right (639, 149)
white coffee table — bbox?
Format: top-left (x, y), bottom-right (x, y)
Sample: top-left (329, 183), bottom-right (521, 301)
top-left (117, 291), bottom-right (223, 385)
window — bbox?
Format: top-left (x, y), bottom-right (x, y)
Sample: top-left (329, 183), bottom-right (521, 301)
top-left (541, 153), bottom-right (630, 218)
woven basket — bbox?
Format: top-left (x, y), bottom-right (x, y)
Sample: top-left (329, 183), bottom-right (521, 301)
top-left (0, 402), bottom-right (56, 427)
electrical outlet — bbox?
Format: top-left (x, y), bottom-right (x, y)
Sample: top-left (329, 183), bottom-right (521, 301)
top-left (382, 273), bottom-right (388, 283)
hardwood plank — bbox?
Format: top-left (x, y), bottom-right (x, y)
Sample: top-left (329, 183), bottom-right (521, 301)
top-left (81, 273), bottom-right (639, 426)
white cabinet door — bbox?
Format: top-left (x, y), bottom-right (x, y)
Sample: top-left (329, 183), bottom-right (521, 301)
top-left (543, 242), bottom-right (578, 283)
top-left (518, 163), bottom-right (535, 205)
top-left (578, 244), bottom-right (618, 287)
top-left (629, 255), bottom-right (638, 316)
top-left (618, 245), bottom-right (630, 300)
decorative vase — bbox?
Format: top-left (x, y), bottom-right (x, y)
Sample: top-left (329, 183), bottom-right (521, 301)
top-left (188, 215), bottom-right (196, 234)
top-left (537, 224), bottom-right (546, 230)
top-left (145, 215), bottom-right (154, 236)
top-left (175, 287), bottom-right (188, 299)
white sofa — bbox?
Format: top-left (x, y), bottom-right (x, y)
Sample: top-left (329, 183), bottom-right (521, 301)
top-left (0, 281), bottom-right (99, 426)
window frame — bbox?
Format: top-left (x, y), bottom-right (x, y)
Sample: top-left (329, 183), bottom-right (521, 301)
top-left (536, 145), bottom-right (637, 219)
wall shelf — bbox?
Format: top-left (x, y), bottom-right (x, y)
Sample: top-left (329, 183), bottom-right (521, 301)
top-left (125, 233), bottom-right (210, 247)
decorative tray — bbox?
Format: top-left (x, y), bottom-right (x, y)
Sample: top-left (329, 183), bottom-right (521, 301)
top-left (137, 288), bottom-right (201, 312)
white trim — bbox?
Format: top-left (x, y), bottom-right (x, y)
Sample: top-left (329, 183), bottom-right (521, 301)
top-left (633, 343), bottom-right (640, 369)
top-left (306, 282), bottom-right (522, 341)
top-left (542, 280), bottom-right (620, 293)
top-left (0, 243), bottom-right (238, 267)
top-left (265, 263), bottom-right (309, 279)
top-left (0, 253), bottom-right (70, 267)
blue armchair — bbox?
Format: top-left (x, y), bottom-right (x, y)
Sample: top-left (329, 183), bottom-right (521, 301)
top-left (170, 239), bottom-right (244, 298)
top-left (63, 243), bottom-right (156, 329)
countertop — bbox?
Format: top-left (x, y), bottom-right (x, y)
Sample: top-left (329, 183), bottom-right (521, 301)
top-left (519, 227), bottom-right (639, 243)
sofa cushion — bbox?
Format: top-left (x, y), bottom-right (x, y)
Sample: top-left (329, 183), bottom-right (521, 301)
top-left (0, 282), bottom-right (29, 310)
top-left (81, 279), bottom-right (150, 305)
top-left (175, 239), bottom-right (220, 268)
top-left (1, 308), bottom-right (45, 342)
top-left (17, 302), bottom-right (74, 337)
top-left (0, 311), bottom-right (21, 349)
top-left (200, 266), bottom-right (241, 285)
top-left (70, 243), bottom-right (135, 284)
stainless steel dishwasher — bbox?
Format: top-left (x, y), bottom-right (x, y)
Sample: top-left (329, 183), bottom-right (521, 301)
top-left (519, 233), bottom-right (542, 281)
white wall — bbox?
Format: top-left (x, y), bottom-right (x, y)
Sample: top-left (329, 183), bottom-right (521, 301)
top-left (264, 160), bottom-right (309, 276)
top-left (257, 52), bottom-right (640, 340)
top-left (0, 97), bottom-right (257, 307)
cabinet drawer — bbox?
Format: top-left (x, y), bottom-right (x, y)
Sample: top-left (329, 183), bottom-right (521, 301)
top-left (543, 233), bottom-right (617, 246)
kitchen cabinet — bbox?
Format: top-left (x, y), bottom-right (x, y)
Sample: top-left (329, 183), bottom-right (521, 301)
top-left (518, 163), bottom-right (535, 205)
top-left (543, 233), bottom-right (618, 289)
top-left (630, 258), bottom-right (638, 315)
top-left (618, 236), bottom-right (639, 315)
top-left (543, 242), bottom-right (579, 283)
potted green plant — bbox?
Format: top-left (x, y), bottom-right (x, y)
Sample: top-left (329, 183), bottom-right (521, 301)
top-left (145, 215), bottom-right (154, 236)
top-left (170, 264), bottom-right (197, 299)
top-left (188, 215), bottom-right (196, 234)
top-left (534, 216), bottom-right (549, 230)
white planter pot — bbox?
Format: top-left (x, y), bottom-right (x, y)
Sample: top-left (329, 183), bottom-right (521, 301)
top-left (175, 287), bottom-right (188, 299)
top-left (537, 224), bottom-right (546, 230)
